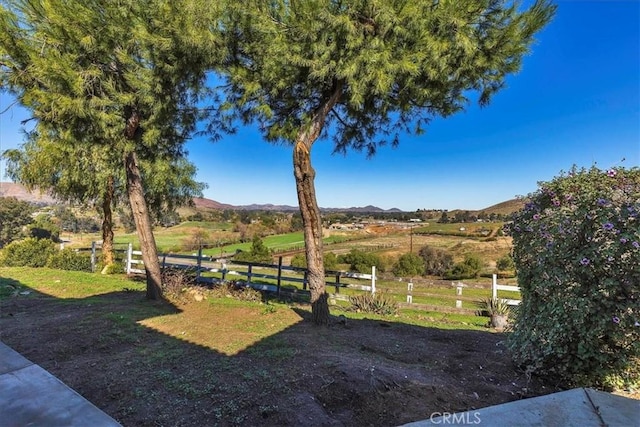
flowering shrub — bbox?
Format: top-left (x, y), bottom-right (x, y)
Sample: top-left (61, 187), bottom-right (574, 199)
top-left (507, 166), bottom-right (639, 391)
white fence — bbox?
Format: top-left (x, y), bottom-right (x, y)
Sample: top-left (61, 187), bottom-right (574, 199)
top-left (491, 273), bottom-right (521, 305)
top-left (125, 243), bottom-right (376, 300)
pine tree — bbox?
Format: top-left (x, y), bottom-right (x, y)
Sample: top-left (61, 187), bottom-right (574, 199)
top-left (219, 0), bottom-right (556, 324)
top-left (0, 0), bottom-right (211, 297)
top-left (3, 136), bottom-right (206, 270)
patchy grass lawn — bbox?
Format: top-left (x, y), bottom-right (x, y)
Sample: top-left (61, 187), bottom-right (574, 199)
top-left (0, 267), bottom-right (557, 426)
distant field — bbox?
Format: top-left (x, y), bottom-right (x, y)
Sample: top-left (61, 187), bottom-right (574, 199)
top-left (201, 232), bottom-right (306, 256)
top-left (413, 221), bottom-right (503, 237)
top-left (63, 220), bottom-right (512, 269)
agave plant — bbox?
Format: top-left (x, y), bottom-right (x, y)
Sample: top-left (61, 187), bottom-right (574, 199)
top-left (477, 298), bottom-right (511, 330)
top-left (477, 297), bottom-right (511, 316)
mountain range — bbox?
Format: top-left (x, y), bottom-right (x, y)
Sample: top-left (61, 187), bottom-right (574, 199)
top-left (192, 197), bottom-right (404, 213)
top-left (1, 182), bottom-right (523, 214)
top-left (0, 182), bottom-right (57, 205)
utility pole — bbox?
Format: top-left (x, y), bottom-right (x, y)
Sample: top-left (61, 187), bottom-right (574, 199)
top-left (410, 225), bottom-right (413, 253)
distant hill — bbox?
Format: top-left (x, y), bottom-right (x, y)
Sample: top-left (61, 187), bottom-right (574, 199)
top-left (0, 182), bottom-right (57, 206)
top-left (192, 197), bottom-right (236, 210)
top-left (478, 199), bottom-right (526, 216)
top-left (437, 198), bottom-right (525, 221)
top-left (195, 198), bottom-right (403, 213)
top-left (1, 181), bottom-right (521, 215)
top-left (321, 205), bottom-right (404, 213)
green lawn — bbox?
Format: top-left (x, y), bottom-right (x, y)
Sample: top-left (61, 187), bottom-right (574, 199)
top-left (0, 267), bottom-right (144, 300)
top-left (0, 267), bottom-right (495, 331)
top-left (202, 232), bottom-right (306, 256)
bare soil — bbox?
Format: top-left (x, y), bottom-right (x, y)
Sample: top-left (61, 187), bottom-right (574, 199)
top-left (0, 288), bottom-right (560, 427)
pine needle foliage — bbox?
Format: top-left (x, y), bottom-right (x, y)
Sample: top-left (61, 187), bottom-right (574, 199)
top-left (222, 0), bottom-right (556, 155)
top-left (0, 0), bottom-right (216, 298)
top-left (217, 0), bottom-right (555, 324)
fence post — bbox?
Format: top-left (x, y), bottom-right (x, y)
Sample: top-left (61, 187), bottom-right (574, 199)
top-left (334, 272), bottom-right (341, 294)
top-left (371, 266), bottom-right (376, 295)
top-left (276, 256), bottom-right (283, 297)
top-left (126, 243), bottom-right (133, 274)
top-left (90, 241), bottom-right (96, 273)
top-left (197, 246), bottom-right (203, 283)
top-left (303, 271), bottom-right (308, 290)
top-left (247, 264), bottom-right (253, 285)
top-left (492, 274), bottom-right (498, 300)
top-left (456, 284), bottom-right (463, 308)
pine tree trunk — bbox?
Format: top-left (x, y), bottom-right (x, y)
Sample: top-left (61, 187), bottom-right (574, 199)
top-left (124, 150), bottom-right (163, 300)
top-left (293, 142), bottom-right (329, 325)
top-left (293, 83), bottom-right (342, 325)
top-left (100, 175), bottom-right (115, 273)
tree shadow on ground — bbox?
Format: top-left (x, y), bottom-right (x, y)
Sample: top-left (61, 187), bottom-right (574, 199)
top-left (0, 277), bottom-right (558, 427)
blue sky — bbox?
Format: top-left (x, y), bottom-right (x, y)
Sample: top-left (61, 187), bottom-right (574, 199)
top-left (1, 1), bottom-right (638, 212)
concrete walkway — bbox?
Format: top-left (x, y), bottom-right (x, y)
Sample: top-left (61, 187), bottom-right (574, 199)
top-left (0, 341), bottom-right (121, 427)
top-left (402, 387), bottom-right (639, 427)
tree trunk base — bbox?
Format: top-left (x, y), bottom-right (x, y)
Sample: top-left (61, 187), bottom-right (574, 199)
top-left (311, 293), bottom-right (330, 326)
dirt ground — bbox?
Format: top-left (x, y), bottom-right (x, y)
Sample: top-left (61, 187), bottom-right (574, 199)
top-left (0, 288), bottom-right (561, 427)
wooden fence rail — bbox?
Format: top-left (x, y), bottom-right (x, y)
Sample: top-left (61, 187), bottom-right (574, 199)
top-left (125, 243), bottom-right (376, 301)
top-left (120, 243), bottom-right (520, 313)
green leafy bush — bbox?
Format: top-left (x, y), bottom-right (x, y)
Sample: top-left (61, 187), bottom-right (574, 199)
top-left (0, 238), bottom-right (56, 267)
top-left (323, 252), bottom-right (338, 271)
top-left (496, 254), bottom-right (515, 272)
top-left (338, 249), bottom-right (381, 274)
top-left (392, 252), bottom-right (424, 277)
top-left (0, 197), bottom-right (33, 247)
top-left (348, 292), bottom-right (398, 316)
top-left (29, 214), bottom-right (61, 242)
top-left (234, 236), bottom-right (273, 263)
top-left (290, 253), bottom-right (306, 268)
top-left (291, 251), bottom-right (338, 270)
top-left (508, 166), bottom-right (640, 391)
top-left (444, 254), bottom-right (483, 279)
top-left (100, 260), bottom-right (125, 274)
top-left (47, 248), bottom-right (92, 272)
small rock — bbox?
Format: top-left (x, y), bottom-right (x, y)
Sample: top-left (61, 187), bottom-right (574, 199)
top-left (194, 293), bottom-right (204, 302)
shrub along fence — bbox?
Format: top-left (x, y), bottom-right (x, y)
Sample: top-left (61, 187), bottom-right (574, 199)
top-left (124, 243), bottom-right (520, 314)
top-left (71, 241), bottom-right (129, 272)
top-left (125, 243), bottom-right (376, 302)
